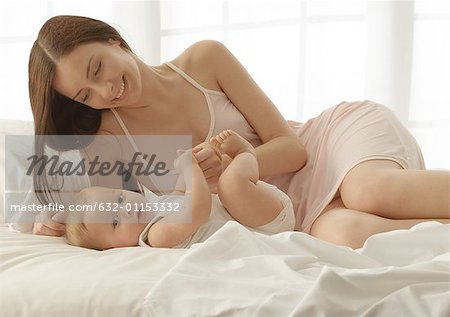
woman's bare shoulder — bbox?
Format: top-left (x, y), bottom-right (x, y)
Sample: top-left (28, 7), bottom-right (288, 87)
top-left (172, 40), bottom-right (226, 62)
top-left (168, 40), bottom-right (226, 91)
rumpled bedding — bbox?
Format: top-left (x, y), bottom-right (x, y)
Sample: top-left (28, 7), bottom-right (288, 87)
top-left (144, 221), bottom-right (450, 317)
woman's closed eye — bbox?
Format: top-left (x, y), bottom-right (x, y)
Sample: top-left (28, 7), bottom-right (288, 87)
top-left (82, 91), bottom-right (90, 102)
top-left (81, 61), bottom-right (102, 102)
top-left (94, 60), bottom-right (102, 77)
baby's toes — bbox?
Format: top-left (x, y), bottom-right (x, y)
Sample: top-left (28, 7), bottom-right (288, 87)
top-left (224, 130), bottom-right (235, 137)
top-left (215, 134), bottom-right (226, 144)
top-left (210, 137), bottom-right (221, 149)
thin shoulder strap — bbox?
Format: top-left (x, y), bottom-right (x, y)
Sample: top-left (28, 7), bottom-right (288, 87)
top-left (110, 108), bottom-right (142, 155)
top-left (165, 62), bottom-right (208, 93)
top-left (165, 62), bottom-right (216, 142)
top-left (109, 109), bottom-right (177, 190)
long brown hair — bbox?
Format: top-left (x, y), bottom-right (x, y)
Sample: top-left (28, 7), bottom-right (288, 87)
top-left (28, 15), bottom-right (134, 204)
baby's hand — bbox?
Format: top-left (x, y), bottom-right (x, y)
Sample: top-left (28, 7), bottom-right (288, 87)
top-left (33, 210), bottom-right (66, 236)
top-left (192, 141), bottom-right (222, 187)
top-left (173, 149), bottom-right (197, 173)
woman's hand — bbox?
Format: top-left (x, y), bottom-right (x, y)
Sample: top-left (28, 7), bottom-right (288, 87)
top-left (192, 141), bottom-right (222, 188)
top-left (33, 210), bottom-right (66, 236)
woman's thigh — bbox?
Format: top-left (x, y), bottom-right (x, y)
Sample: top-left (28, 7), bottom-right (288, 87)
top-left (309, 199), bottom-right (393, 249)
top-left (310, 197), bottom-right (394, 248)
top-left (338, 159), bottom-right (450, 219)
top-left (310, 198), bottom-right (449, 249)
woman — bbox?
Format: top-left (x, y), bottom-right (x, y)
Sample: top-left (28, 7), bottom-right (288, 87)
top-left (29, 15), bottom-right (449, 248)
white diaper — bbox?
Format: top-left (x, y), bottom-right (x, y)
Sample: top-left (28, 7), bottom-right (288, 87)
top-left (252, 181), bottom-right (296, 234)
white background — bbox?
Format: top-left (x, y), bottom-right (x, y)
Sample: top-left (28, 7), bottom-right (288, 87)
top-left (0, 0), bottom-right (448, 168)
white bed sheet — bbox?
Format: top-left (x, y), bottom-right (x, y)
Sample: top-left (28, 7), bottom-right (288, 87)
top-left (0, 224), bottom-right (185, 317)
top-left (2, 119), bottom-right (449, 317)
top-left (144, 221), bottom-right (450, 317)
top-left (1, 218), bottom-right (449, 317)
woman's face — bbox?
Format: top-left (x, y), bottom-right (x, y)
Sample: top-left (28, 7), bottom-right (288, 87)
top-left (53, 41), bottom-right (142, 110)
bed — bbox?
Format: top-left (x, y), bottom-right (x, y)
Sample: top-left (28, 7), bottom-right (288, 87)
top-left (1, 221), bottom-right (449, 316)
top-left (1, 120), bottom-right (449, 317)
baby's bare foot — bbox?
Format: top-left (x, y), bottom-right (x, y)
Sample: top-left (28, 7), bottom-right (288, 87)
top-left (210, 130), bottom-right (256, 159)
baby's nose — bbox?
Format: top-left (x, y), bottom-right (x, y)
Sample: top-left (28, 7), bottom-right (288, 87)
top-left (119, 203), bottom-right (140, 218)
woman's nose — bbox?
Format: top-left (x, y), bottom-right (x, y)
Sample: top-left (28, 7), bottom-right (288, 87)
top-left (92, 80), bottom-right (114, 101)
top-left (101, 80), bottom-right (115, 101)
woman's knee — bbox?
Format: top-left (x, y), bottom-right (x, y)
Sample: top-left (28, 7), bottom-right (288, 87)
top-left (340, 161), bottom-right (403, 213)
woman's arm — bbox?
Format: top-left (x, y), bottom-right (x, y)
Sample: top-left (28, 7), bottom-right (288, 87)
top-left (187, 40), bottom-right (307, 178)
top-left (147, 151), bottom-right (212, 248)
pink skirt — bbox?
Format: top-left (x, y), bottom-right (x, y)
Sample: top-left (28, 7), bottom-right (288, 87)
top-left (262, 100), bottom-right (425, 232)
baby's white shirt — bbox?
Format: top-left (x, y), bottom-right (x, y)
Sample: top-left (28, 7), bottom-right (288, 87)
top-left (138, 181), bottom-right (294, 249)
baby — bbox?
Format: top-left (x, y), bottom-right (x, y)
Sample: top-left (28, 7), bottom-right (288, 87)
top-left (64, 130), bottom-right (295, 250)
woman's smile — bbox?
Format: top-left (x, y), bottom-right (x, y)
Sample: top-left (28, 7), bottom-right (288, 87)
top-left (113, 75), bottom-right (127, 101)
top-left (52, 41), bottom-right (143, 110)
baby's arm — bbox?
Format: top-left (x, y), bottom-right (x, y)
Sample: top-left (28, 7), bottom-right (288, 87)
top-left (147, 150), bottom-right (212, 248)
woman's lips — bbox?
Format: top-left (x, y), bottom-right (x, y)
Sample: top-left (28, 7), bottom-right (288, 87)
top-left (114, 76), bottom-right (127, 101)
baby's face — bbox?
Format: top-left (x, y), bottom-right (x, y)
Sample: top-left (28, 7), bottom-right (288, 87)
top-left (76, 187), bottom-right (152, 250)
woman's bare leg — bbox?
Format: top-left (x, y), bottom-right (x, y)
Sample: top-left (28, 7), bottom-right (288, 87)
top-left (210, 130), bottom-right (283, 227)
top-left (339, 160), bottom-right (450, 219)
top-left (310, 199), bottom-right (450, 249)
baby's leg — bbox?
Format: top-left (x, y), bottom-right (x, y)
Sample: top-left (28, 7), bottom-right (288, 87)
top-left (210, 130), bottom-right (283, 227)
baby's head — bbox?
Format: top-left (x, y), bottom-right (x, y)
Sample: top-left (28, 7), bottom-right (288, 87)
top-left (64, 187), bottom-right (150, 250)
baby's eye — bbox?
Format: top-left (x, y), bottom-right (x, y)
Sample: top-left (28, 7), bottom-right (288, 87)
top-left (112, 216), bottom-right (119, 228)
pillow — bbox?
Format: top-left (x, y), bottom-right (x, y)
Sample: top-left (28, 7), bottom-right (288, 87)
top-left (0, 119), bottom-right (34, 224)
top-left (1, 123), bottom-right (92, 232)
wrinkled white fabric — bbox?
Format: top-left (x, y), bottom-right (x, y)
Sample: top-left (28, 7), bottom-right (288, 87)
top-left (0, 223), bottom-right (184, 317)
top-left (144, 221), bottom-right (450, 317)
